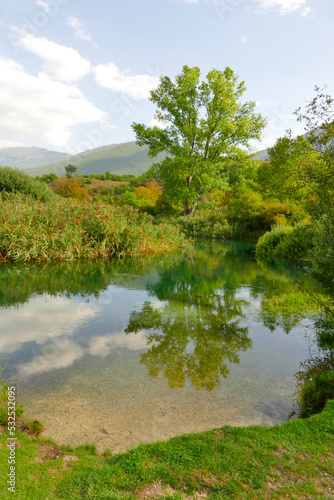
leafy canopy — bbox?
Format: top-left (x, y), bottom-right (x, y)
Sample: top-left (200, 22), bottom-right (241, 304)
top-left (65, 163), bottom-right (77, 178)
top-left (132, 65), bottom-right (266, 214)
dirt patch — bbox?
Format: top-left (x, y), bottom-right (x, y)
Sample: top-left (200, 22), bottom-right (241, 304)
top-left (63, 455), bottom-right (79, 469)
top-left (190, 471), bottom-right (224, 490)
top-left (32, 444), bottom-right (79, 470)
top-left (212, 429), bottom-right (225, 440)
top-left (1, 439), bottom-right (22, 449)
top-left (272, 446), bottom-right (287, 457)
top-left (138, 480), bottom-right (177, 499)
top-left (33, 444), bottom-right (63, 463)
top-left (138, 480), bottom-right (210, 499)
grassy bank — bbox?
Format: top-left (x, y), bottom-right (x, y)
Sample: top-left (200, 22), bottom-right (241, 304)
top-left (0, 194), bottom-right (189, 263)
top-left (0, 401), bottom-right (333, 499)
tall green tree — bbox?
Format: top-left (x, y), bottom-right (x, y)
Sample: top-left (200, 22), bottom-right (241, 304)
top-left (64, 163), bottom-right (77, 178)
top-left (132, 65), bottom-right (266, 215)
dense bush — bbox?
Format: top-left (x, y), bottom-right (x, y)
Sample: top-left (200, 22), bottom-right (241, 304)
top-left (0, 194), bottom-right (189, 262)
top-left (223, 190), bottom-right (299, 233)
top-left (0, 166), bottom-right (57, 202)
top-left (50, 177), bottom-right (91, 201)
top-left (310, 214), bottom-right (334, 293)
top-left (255, 223), bottom-right (314, 260)
top-left (295, 355), bottom-right (334, 418)
top-left (255, 225), bottom-right (291, 255)
top-left (178, 209), bottom-right (235, 239)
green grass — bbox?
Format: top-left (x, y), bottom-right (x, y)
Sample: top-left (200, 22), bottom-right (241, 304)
top-left (1, 401), bottom-right (333, 499)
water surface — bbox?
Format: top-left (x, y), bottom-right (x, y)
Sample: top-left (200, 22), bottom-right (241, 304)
top-left (0, 242), bottom-right (320, 452)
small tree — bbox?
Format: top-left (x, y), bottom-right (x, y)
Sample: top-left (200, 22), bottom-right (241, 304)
top-left (132, 65), bottom-right (265, 215)
top-left (65, 164), bottom-right (77, 178)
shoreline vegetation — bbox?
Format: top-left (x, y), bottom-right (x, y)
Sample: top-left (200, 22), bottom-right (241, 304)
top-left (0, 400), bottom-right (333, 499)
top-left (0, 193), bottom-right (189, 263)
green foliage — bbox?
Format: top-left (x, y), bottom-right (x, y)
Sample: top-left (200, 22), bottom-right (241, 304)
top-left (309, 213), bottom-right (334, 293)
top-left (36, 173), bottom-right (58, 183)
top-left (258, 135), bottom-right (325, 202)
top-left (64, 163), bottom-right (77, 178)
top-left (223, 188), bottom-right (299, 233)
top-left (255, 225), bottom-right (292, 255)
top-left (294, 85), bottom-right (334, 159)
top-left (295, 356), bottom-right (334, 418)
top-left (133, 65), bottom-right (265, 214)
top-left (0, 194), bottom-right (189, 263)
top-left (0, 376), bottom-right (25, 426)
top-left (0, 166), bottom-right (57, 202)
top-left (256, 223), bottom-right (314, 260)
top-left (178, 209), bottom-right (235, 239)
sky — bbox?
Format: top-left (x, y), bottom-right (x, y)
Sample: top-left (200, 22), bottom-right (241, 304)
top-left (0, 0), bottom-right (333, 154)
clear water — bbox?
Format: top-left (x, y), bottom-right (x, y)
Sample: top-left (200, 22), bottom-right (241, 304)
top-left (0, 241), bottom-right (320, 452)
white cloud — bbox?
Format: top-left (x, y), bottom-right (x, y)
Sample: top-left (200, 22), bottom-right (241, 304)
top-left (241, 35), bottom-right (248, 44)
top-left (88, 331), bottom-right (149, 357)
top-left (94, 62), bottom-right (159, 100)
top-left (36, 0), bottom-right (56, 14)
top-left (19, 340), bottom-right (84, 376)
top-left (256, 0), bottom-right (309, 15)
top-left (0, 295), bottom-right (97, 355)
top-left (300, 6), bottom-right (312, 16)
top-left (12, 29), bottom-right (91, 82)
top-left (66, 15), bottom-right (97, 46)
top-left (0, 56), bottom-right (106, 148)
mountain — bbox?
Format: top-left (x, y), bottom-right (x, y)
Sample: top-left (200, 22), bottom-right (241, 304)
top-left (253, 148), bottom-right (269, 161)
top-left (0, 147), bottom-right (70, 169)
top-left (23, 142), bottom-right (165, 177)
top-left (1, 140), bottom-right (275, 178)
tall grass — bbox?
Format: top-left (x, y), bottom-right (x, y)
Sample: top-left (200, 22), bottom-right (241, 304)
top-left (0, 194), bottom-right (189, 263)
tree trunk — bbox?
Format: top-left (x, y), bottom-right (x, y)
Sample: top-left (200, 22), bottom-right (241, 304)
top-left (189, 199), bottom-right (198, 215)
top-left (184, 199), bottom-right (198, 216)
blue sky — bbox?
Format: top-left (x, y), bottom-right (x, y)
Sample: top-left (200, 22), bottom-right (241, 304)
top-left (0, 0), bottom-right (333, 153)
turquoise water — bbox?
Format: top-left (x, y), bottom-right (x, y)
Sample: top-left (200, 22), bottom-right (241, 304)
top-left (0, 241), bottom-right (320, 452)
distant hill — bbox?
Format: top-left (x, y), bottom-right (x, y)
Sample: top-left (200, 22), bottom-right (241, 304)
top-left (253, 148), bottom-right (269, 161)
top-left (1, 140), bottom-right (278, 178)
top-left (0, 147), bottom-right (70, 169)
top-left (23, 142), bottom-right (165, 177)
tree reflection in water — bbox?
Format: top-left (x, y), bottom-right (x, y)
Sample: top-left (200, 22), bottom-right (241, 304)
top-left (125, 251), bottom-right (252, 391)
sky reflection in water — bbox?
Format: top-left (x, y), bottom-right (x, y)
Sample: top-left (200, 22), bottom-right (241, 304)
top-left (0, 241), bottom-right (322, 449)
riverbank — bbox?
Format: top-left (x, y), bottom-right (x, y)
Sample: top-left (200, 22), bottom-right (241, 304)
top-left (0, 400), bottom-right (333, 499)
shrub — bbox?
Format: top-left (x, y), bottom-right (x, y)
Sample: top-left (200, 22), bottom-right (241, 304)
top-left (135, 180), bottom-right (163, 205)
top-left (0, 166), bottom-right (56, 202)
top-left (24, 419), bottom-right (44, 437)
top-left (255, 223), bottom-right (314, 260)
top-left (295, 356), bottom-right (334, 418)
top-left (178, 209), bottom-right (235, 239)
top-left (255, 225), bottom-right (292, 255)
top-left (275, 223), bottom-right (314, 259)
top-left (50, 178), bottom-right (91, 201)
top-left (310, 214), bottom-right (334, 293)
top-left (223, 190), bottom-right (297, 232)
